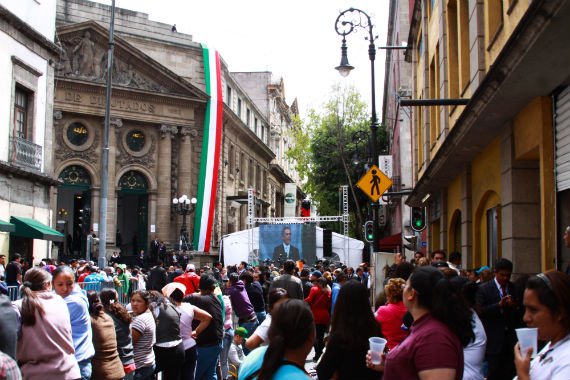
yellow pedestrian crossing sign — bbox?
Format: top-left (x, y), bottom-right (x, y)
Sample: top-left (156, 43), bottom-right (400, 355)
top-left (356, 165), bottom-right (393, 202)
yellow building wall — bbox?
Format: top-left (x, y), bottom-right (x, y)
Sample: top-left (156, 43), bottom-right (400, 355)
top-left (431, 219), bottom-right (441, 251)
top-left (471, 137), bottom-right (502, 267)
top-left (447, 174), bottom-right (463, 250)
top-left (513, 96), bottom-right (556, 270)
top-left (485, 1), bottom-right (530, 71)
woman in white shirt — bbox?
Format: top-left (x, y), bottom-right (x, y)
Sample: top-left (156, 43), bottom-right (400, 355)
top-left (514, 270), bottom-right (570, 380)
top-left (245, 287), bottom-right (290, 350)
top-left (451, 276), bottom-right (487, 380)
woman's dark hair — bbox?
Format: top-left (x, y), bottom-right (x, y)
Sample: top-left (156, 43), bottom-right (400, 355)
top-left (257, 299), bottom-right (314, 380)
top-left (410, 266), bottom-right (474, 347)
top-left (267, 288), bottom-right (290, 311)
top-left (525, 270), bottom-right (570, 336)
top-left (393, 261), bottom-right (414, 280)
top-left (52, 265), bottom-right (75, 282)
top-left (169, 288), bottom-right (185, 303)
top-left (330, 280), bottom-right (382, 350)
top-left (450, 276), bottom-right (481, 315)
top-left (240, 271), bottom-right (254, 285)
top-left (100, 288), bottom-right (132, 324)
top-left (20, 268), bottom-right (52, 326)
top-left (86, 290), bottom-right (104, 317)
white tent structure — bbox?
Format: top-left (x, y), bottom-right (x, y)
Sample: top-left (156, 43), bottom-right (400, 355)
top-left (220, 226), bottom-right (365, 267)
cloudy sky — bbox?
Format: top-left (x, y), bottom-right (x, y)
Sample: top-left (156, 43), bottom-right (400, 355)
top-left (97, 0), bottom-right (390, 117)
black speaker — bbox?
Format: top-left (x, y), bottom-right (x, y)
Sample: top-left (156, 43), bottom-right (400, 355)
top-left (323, 228), bottom-right (332, 257)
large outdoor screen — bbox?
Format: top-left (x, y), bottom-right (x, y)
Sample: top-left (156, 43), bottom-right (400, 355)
top-left (258, 223), bottom-right (317, 265)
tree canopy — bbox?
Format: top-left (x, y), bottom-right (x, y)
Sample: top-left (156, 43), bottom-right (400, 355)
top-left (286, 84), bottom-right (388, 239)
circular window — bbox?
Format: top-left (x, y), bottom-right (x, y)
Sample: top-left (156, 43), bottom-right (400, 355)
top-left (126, 130), bottom-right (145, 152)
top-left (66, 122), bottom-right (89, 146)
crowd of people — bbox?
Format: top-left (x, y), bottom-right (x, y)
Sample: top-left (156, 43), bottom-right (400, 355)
top-left (0, 247), bottom-right (569, 380)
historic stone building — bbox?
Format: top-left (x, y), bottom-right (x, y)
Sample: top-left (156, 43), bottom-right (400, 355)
top-left (54, 0), bottom-right (299, 259)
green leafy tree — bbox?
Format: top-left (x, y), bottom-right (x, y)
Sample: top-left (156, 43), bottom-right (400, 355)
top-left (286, 84), bottom-right (387, 239)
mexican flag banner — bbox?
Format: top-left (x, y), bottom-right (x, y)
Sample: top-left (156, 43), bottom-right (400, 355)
top-left (193, 44), bottom-right (223, 252)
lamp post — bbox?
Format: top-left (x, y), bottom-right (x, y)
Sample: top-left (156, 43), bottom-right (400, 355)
top-left (172, 195), bottom-right (197, 253)
top-left (335, 8), bottom-right (381, 252)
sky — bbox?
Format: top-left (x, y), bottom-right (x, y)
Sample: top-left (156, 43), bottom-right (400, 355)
top-left (97, 0), bottom-right (390, 118)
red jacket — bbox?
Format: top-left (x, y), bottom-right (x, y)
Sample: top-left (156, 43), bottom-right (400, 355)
top-left (305, 286), bottom-right (331, 325)
top-left (174, 272), bottom-right (201, 295)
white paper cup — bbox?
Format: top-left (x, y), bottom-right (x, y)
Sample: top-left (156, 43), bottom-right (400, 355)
top-left (369, 337), bottom-right (387, 364)
top-left (516, 327), bottom-right (538, 358)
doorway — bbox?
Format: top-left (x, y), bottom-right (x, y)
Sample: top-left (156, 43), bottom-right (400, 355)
top-left (117, 171), bottom-right (148, 256)
top-left (56, 165), bottom-right (92, 260)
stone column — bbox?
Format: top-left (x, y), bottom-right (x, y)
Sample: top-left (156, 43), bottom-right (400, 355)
top-left (501, 124), bottom-right (540, 275)
top-left (177, 125), bottom-right (197, 244)
top-left (106, 118), bottom-right (122, 245)
top-left (157, 124), bottom-right (177, 241)
top-left (461, 165), bottom-right (473, 269)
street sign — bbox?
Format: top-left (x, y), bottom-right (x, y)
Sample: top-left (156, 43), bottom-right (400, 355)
top-left (421, 241), bottom-right (427, 247)
top-left (356, 164), bottom-right (393, 202)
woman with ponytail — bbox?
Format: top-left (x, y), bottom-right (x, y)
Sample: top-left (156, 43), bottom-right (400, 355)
top-left (130, 290), bottom-right (157, 380)
top-left (13, 267), bottom-right (80, 379)
top-left (100, 288), bottom-right (136, 379)
top-left (86, 290), bottom-right (125, 380)
top-left (367, 266), bottom-right (474, 380)
top-left (238, 299), bottom-right (314, 380)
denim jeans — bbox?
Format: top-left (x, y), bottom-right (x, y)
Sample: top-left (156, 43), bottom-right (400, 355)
top-left (255, 310), bottom-right (267, 326)
top-left (240, 319), bottom-right (259, 356)
top-left (78, 358), bottom-right (92, 380)
top-left (194, 343), bottom-right (222, 380)
top-left (133, 365), bottom-right (155, 380)
top-left (220, 329), bottom-right (234, 380)
top-left (181, 345), bottom-right (198, 380)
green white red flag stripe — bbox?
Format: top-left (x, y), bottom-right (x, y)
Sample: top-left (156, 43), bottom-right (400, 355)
top-left (194, 44), bottom-right (223, 252)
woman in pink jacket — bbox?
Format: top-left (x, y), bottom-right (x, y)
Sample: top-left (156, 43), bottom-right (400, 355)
top-left (305, 274), bottom-right (331, 361)
top-left (13, 268), bottom-right (80, 380)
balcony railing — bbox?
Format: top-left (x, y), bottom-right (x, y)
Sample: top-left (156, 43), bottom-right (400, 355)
top-left (9, 136), bottom-right (42, 171)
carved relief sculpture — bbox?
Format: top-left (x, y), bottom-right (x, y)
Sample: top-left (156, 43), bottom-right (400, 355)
top-left (73, 31), bottom-right (95, 76)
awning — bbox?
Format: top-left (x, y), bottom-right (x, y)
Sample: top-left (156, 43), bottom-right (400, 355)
top-left (379, 233), bottom-right (402, 250)
top-left (0, 219), bottom-right (15, 232)
top-left (10, 216), bottom-right (65, 242)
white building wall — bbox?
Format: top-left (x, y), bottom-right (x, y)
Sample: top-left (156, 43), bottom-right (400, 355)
top-left (0, 0), bottom-right (56, 40)
top-left (0, 33), bottom-right (49, 168)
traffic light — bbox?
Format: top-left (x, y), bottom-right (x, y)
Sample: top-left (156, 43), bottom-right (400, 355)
top-left (301, 200), bottom-right (311, 217)
top-left (411, 207), bottom-right (426, 232)
top-left (364, 221), bottom-right (374, 242)
top-left (404, 235), bottom-right (418, 251)
top-left (79, 208), bottom-right (91, 234)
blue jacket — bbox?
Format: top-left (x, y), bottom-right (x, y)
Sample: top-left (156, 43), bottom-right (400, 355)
top-left (64, 285), bottom-right (95, 362)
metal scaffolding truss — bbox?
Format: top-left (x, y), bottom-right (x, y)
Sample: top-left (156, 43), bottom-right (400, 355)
top-left (246, 186), bottom-right (350, 260)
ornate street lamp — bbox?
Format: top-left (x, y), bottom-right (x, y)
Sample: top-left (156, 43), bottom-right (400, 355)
top-left (335, 8), bottom-right (381, 252)
top-left (172, 195), bottom-right (197, 253)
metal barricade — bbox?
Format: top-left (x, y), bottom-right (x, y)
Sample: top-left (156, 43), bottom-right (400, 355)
top-left (7, 286), bottom-right (20, 301)
top-left (6, 279), bottom-right (138, 306)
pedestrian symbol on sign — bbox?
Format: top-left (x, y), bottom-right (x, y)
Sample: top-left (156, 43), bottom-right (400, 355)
top-left (356, 165), bottom-right (393, 202)
top-left (370, 170), bottom-right (381, 196)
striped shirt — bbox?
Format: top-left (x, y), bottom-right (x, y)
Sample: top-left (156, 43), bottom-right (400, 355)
top-left (131, 310), bottom-right (156, 369)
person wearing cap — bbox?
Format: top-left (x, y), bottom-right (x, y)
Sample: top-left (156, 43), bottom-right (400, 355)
top-left (174, 263), bottom-right (201, 296)
top-left (183, 274), bottom-right (223, 380)
top-left (305, 271), bottom-right (331, 361)
top-left (228, 327), bottom-right (248, 374)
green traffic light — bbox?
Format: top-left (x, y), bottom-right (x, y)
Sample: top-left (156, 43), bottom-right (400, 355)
top-left (415, 220), bottom-right (422, 227)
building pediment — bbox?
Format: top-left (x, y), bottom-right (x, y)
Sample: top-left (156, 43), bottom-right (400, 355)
top-left (55, 21), bottom-right (207, 102)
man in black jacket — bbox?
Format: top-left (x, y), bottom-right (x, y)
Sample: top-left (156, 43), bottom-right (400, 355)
top-left (272, 226), bottom-right (300, 262)
top-left (476, 258), bottom-right (524, 380)
top-left (148, 260), bottom-right (167, 291)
